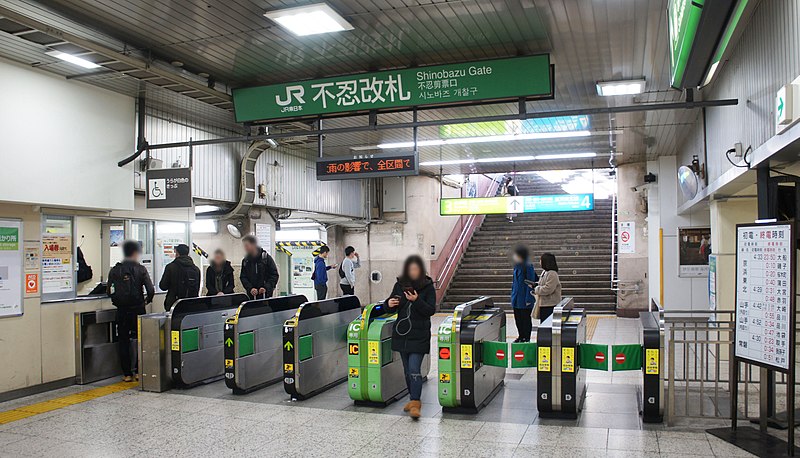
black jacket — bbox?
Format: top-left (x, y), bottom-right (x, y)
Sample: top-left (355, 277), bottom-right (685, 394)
top-left (205, 261), bottom-right (235, 296)
top-left (159, 255), bottom-right (201, 310)
top-left (106, 260), bottom-right (154, 309)
top-left (386, 277), bottom-right (437, 354)
top-left (240, 248), bottom-right (279, 298)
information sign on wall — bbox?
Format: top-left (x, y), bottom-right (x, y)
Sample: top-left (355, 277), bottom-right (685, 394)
top-left (618, 221), bottom-right (635, 254)
top-left (233, 55), bottom-right (552, 123)
top-left (146, 168), bottom-right (192, 208)
top-left (734, 223), bottom-right (794, 371)
top-left (316, 153), bottom-right (418, 181)
top-left (41, 234), bottom-right (72, 294)
top-left (440, 194), bottom-right (593, 216)
top-left (678, 227), bottom-right (712, 278)
top-left (0, 220), bottom-right (23, 317)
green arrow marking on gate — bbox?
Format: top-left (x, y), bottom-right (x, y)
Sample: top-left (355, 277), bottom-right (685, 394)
top-left (284, 341), bottom-right (293, 351)
top-left (225, 338), bottom-right (233, 347)
top-left (778, 97), bottom-right (785, 118)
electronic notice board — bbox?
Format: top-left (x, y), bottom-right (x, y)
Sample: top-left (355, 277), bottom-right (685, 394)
top-left (734, 223), bottom-right (795, 371)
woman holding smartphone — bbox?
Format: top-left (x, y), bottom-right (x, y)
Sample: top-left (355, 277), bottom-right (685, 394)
top-left (534, 253), bottom-right (562, 322)
top-left (386, 255), bottom-right (436, 419)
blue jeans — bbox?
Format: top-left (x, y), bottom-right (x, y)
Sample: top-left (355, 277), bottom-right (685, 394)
top-left (401, 352), bottom-right (425, 401)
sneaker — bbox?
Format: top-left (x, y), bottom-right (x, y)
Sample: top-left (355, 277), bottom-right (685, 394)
top-left (122, 375), bottom-right (133, 382)
top-left (513, 338), bottom-right (522, 343)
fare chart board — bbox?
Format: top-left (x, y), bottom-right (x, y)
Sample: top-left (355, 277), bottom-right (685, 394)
top-left (734, 223), bottom-right (795, 371)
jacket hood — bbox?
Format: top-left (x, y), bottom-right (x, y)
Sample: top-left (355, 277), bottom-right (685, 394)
top-left (211, 260), bottom-right (233, 271)
top-left (175, 255), bottom-right (195, 266)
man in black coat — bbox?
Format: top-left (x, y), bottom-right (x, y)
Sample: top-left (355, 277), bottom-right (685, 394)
top-left (159, 243), bottom-right (201, 310)
top-left (205, 249), bottom-right (235, 296)
top-left (240, 235), bottom-right (279, 299)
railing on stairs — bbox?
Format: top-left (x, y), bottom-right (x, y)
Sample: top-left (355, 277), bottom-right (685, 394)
top-left (431, 175), bottom-right (501, 304)
top-left (610, 185), bottom-right (619, 291)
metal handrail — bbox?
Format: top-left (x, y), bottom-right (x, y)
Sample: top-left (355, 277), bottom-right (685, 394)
top-left (610, 179), bottom-right (618, 289)
top-left (436, 177), bottom-right (501, 294)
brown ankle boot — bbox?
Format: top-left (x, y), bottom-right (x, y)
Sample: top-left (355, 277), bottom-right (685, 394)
top-left (408, 400), bottom-right (421, 419)
top-left (403, 401), bottom-right (413, 412)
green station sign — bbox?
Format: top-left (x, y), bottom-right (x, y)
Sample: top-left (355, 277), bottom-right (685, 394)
top-left (441, 194), bottom-right (594, 216)
top-left (233, 55), bottom-right (552, 123)
top-left (668, 0), bottom-right (704, 88)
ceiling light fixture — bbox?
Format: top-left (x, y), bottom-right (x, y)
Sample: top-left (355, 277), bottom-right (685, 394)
top-left (420, 152), bottom-right (597, 167)
top-left (596, 79), bottom-right (646, 96)
top-left (377, 131), bottom-right (591, 150)
top-left (45, 50), bottom-right (99, 69)
top-left (264, 3), bottom-right (354, 36)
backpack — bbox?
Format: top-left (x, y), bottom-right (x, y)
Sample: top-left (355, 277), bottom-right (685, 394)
top-left (109, 262), bottom-right (140, 308)
top-left (339, 262), bottom-right (346, 279)
top-left (76, 247), bottom-right (93, 283)
top-left (177, 263), bottom-right (200, 299)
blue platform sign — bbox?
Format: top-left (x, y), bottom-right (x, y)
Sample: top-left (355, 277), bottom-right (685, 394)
top-left (441, 193), bottom-right (594, 215)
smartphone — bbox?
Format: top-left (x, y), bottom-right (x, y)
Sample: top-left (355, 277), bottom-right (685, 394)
top-left (403, 286), bottom-right (415, 294)
top-left (524, 280), bottom-right (538, 288)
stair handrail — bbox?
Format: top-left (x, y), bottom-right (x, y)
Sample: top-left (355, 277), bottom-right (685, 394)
top-left (434, 176), bottom-right (501, 302)
top-left (610, 182), bottom-right (619, 290)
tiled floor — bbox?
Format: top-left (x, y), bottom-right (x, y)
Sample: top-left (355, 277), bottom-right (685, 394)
top-left (0, 317), bottom-right (757, 457)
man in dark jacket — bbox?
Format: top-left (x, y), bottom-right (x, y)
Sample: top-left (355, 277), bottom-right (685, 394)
top-left (240, 235), bottom-right (279, 299)
top-left (159, 243), bottom-right (201, 310)
top-left (107, 240), bottom-right (154, 382)
top-left (206, 249), bottom-right (235, 296)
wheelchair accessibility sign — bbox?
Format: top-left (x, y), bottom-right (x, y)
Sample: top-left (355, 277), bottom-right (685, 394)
top-left (146, 167), bottom-right (192, 209)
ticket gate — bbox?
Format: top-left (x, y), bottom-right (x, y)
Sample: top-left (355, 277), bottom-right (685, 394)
top-left (639, 307), bottom-right (665, 423)
top-left (537, 298), bottom-right (587, 419)
top-left (75, 309), bottom-right (130, 384)
top-left (347, 302), bottom-right (431, 405)
top-left (223, 295), bottom-right (308, 394)
top-left (438, 296), bottom-right (506, 413)
top-left (283, 296), bottom-right (361, 400)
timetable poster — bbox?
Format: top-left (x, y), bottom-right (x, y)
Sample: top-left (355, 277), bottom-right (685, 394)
top-left (734, 224), bottom-right (794, 371)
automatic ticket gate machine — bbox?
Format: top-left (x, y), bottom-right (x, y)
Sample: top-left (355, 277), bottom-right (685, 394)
top-left (347, 302), bottom-right (431, 405)
top-left (438, 296), bottom-right (506, 413)
top-left (170, 294), bottom-right (249, 388)
top-left (223, 295), bottom-right (307, 394)
top-left (639, 306), bottom-right (665, 423)
top-left (283, 295), bottom-right (361, 400)
top-left (537, 298), bottom-right (587, 419)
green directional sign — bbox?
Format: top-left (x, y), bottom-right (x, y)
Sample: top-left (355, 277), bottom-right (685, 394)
top-left (441, 194), bottom-right (594, 216)
top-left (284, 341), bottom-right (293, 351)
top-left (225, 337), bottom-right (233, 347)
top-left (232, 55), bottom-right (552, 123)
top-left (668, 0), bottom-right (704, 88)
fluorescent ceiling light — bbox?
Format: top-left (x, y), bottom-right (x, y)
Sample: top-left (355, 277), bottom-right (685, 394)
top-left (264, 3), bottom-right (353, 36)
top-left (191, 220), bottom-right (218, 234)
top-left (420, 152), bottom-right (597, 166)
top-left (536, 152), bottom-right (597, 160)
top-left (596, 79), bottom-right (646, 96)
top-left (378, 131), bottom-right (591, 149)
top-left (45, 50), bottom-right (100, 69)
top-left (194, 205), bottom-right (222, 214)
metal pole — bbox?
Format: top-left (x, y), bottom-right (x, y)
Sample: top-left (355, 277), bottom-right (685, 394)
top-left (118, 98), bottom-right (740, 166)
top-left (317, 118), bottom-right (323, 159)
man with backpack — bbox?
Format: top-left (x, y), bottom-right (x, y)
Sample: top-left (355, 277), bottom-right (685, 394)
top-left (240, 235), bottom-right (280, 300)
top-left (159, 243), bottom-right (201, 311)
top-left (107, 240), bottom-right (155, 382)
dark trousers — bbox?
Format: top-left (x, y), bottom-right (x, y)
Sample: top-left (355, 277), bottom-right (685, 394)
top-left (116, 307), bottom-right (145, 376)
top-left (315, 284), bottom-right (328, 300)
top-left (539, 305), bottom-right (554, 323)
top-left (340, 284), bottom-right (354, 295)
top-left (513, 308), bottom-right (533, 341)
top-left (400, 352), bottom-right (425, 401)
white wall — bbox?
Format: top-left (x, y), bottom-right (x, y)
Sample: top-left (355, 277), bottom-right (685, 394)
top-left (0, 57), bottom-right (135, 211)
top-left (647, 156), bottom-right (711, 310)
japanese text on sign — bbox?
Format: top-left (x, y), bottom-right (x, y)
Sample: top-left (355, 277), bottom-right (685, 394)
top-left (316, 154), bottom-right (418, 181)
top-left (735, 224), bottom-right (793, 370)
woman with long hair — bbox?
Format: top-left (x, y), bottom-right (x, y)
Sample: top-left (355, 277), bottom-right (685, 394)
top-left (534, 252), bottom-right (562, 322)
top-left (386, 255), bottom-right (436, 419)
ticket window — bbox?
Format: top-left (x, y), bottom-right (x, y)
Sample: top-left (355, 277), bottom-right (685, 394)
top-left (130, 220), bottom-right (155, 284)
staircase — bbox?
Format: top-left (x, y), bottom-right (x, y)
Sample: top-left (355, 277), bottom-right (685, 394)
top-left (442, 174), bottom-right (617, 312)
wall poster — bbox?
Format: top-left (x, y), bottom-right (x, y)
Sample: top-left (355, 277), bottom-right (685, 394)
top-left (618, 221), bottom-right (636, 254)
top-left (0, 219), bottom-right (23, 317)
top-left (41, 234), bottom-right (73, 294)
top-left (734, 223), bottom-right (794, 371)
top-left (678, 226), bottom-right (711, 277)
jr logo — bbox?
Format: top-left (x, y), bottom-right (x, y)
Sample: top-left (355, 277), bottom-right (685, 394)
top-left (276, 85), bottom-right (306, 106)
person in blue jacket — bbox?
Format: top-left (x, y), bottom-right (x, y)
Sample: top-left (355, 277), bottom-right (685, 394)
top-left (511, 245), bottom-right (538, 342)
top-left (311, 246), bottom-right (337, 300)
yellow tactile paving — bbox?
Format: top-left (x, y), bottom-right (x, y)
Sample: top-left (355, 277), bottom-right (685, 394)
top-left (585, 315), bottom-right (613, 341)
top-left (0, 381), bottom-right (137, 425)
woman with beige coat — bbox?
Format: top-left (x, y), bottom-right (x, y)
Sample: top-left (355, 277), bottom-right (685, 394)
top-left (534, 253), bottom-right (562, 322)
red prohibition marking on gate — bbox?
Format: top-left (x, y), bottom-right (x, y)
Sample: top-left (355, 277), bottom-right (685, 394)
top-left (496, 350), bottom-right (506, 360)
top-left (595, 352), bottom-right (606, 363)
top-left (439, 348), bottom-right (450, 359)
top-left (514, 351), bottom-right (525, 362)
top-left (621, 232), bottom-right (630, 243)
top-left (615, 353), bottom-right (626, 364)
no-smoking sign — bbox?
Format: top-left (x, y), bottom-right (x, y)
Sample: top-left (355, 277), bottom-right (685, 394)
top-left (618, 222), bottom-right (635, 254)
top-left (620, 231), bottom-right (630, 243)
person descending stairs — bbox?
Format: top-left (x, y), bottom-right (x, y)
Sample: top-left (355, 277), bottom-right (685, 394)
top-left (443, 172), bottom-right (617, 312)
